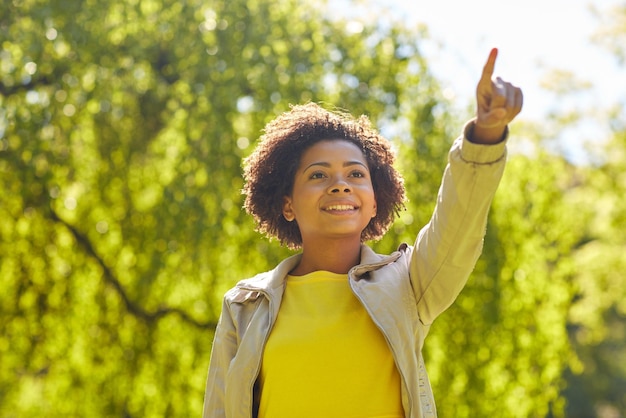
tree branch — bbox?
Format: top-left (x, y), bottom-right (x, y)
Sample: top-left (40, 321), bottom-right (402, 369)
top-left (48, 207), bottom-right (218, 330)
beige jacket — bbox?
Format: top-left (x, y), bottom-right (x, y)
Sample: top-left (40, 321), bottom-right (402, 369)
top-left (203, 121), bottom-right (507, 418)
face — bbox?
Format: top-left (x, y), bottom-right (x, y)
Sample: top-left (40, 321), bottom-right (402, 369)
top-left (282, 139), bottom-right (377, 245)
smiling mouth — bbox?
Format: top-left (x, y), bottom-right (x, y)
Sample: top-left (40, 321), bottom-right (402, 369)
top-left (323, 204), bottom-right (357, 211)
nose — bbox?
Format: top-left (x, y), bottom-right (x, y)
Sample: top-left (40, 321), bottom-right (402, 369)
top-left (328, 178), bottom-right (352, 194)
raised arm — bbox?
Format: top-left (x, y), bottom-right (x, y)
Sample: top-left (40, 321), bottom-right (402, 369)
top-left (409, 48), bottom-right (523, 325)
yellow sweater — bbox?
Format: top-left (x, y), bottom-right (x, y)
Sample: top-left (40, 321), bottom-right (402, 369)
top-left (258, 271), bottom-right (404, 418)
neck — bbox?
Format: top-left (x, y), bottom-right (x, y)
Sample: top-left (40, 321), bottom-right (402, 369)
top-left (290, 237), bottom-right (362, 276)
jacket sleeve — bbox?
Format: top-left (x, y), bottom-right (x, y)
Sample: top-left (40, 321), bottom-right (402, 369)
top-left (203, 298), bottom-right (237, 418)
top-left (409, 119), bottom-right (507, 325)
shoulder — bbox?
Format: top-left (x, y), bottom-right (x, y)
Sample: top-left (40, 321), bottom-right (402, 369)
top-left (351, 244), bottom-right (410, 280)
top-left (222, 253), bottom-right (301, 304)
top-left (223, 272), bottom-right (273, 304)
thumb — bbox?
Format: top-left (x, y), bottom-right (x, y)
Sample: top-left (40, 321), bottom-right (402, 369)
top-left (478, 107), bottom-right (507, 128)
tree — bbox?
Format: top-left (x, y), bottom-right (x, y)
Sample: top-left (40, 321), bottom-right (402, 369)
top-left (4, 0), bottom-right (617, 416)
top-left (563, 119), bottom-right (626, 416)
top-left (0, 0), bottom-right (440, 415)
top-left (533, 4), bottom-right (626, 415)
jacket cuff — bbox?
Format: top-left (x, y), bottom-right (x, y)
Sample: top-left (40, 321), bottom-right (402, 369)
top-left (460, 119), bottom-right (508, 164)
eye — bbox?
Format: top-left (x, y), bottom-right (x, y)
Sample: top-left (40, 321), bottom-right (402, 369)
top-left (309, 171), bottom-right (326, 179)
top-left (349, 170), bottom-right (366, 178)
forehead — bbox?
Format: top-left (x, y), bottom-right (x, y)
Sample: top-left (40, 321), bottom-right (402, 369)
top-left (298, 139), bottom-right (366, 167)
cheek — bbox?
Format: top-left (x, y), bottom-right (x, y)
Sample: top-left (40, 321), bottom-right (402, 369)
top-left (364, 188), bottom-right (377, 212)
top-left (367, 185), bottom-right (377, 204)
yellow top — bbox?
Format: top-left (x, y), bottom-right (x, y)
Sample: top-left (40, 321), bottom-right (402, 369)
top-left (258, 271), bottom-right (404, 418)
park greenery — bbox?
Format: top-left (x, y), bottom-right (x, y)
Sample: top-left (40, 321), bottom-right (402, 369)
top-left (1, 0), bottom-right (624, 416)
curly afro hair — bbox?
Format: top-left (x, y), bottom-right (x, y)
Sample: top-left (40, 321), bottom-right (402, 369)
top-left (242, 103), bottom-right (406, 249)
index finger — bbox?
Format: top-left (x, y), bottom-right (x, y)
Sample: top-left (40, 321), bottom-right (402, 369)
top-left (480, 48), bottom-right (498, 82)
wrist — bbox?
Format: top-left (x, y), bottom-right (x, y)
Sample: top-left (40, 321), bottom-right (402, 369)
top-left (470, 121), bottom-right (507, 144)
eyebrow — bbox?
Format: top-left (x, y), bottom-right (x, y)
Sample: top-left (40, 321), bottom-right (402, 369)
top-left (302, 161), bottom-right (369, 172)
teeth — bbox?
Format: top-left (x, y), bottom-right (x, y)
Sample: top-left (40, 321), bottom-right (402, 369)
top-left (325, 205), bottom-right (355, 211)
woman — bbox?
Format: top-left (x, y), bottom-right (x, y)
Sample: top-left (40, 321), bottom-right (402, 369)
top-left (204, 48), bottom-right (523, 418)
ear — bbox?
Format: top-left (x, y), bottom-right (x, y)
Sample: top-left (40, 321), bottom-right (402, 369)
top-left (371, 203), bottom-right (377, 218)
top-left (282, 196), bottom-right (295, 222)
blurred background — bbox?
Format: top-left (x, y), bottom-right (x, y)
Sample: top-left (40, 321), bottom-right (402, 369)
top-left (1, 0), bottom-right (624, 416)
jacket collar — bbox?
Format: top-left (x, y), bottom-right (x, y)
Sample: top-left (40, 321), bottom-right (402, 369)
top-left (234, 252), bottom-right (299, 298)
top-left (237, 244), bottom-right (404, 294)
top-left (350, 244), bottom-right (403, 279)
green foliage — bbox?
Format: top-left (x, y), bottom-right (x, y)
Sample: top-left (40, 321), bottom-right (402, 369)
top-left (2, 0), bottom-right (625, 416)
top-left (0, 0), bottom-right (438, 416)
top-left (562, 117), bottom-right (626, 416)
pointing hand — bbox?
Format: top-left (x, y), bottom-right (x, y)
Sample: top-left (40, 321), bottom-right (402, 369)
top-left (473, 48), bottom-right (523, 144)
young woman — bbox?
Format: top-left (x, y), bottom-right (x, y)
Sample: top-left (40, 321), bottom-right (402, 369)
top-left (204, 48), bottom-right (523, 418)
